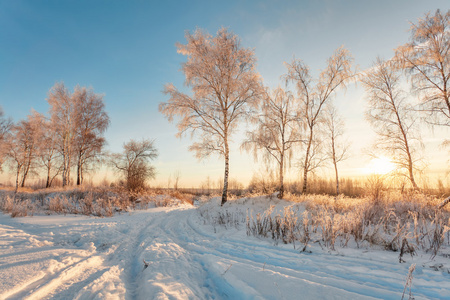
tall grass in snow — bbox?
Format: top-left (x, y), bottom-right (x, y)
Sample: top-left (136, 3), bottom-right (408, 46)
top-left (0, 187), bottom-right (193, 217)
top-left (243, 193), bottom-right (450, 258)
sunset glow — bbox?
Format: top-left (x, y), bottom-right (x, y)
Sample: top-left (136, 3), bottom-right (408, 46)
top-left (363, 157), bottom-right (395, 175)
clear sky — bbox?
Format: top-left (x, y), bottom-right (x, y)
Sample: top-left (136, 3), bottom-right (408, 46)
top-left (1, 0), bottom-right (449, 188)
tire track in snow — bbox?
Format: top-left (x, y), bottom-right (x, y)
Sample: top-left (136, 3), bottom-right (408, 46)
top-left (4, 255), bottom-right (104, 300)
top-left (133, 207), bottom-right (220, 299)
top-left (111, 212), bottom-right (160, 299)
top-left (157, 208), bottom-right (436, 300)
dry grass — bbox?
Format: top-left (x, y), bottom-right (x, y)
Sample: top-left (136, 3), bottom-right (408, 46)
top-left (0, 186), bottom-right (193, 218)
top-left (244, 191), bottom-right (450, 258)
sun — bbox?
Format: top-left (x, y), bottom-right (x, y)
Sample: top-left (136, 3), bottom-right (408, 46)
top-left (363, 156), bottom-right (395, 175)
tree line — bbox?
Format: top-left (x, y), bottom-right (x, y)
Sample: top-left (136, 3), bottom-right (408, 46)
top-left (0, 83), bottom-right (158, 193)
top-left (0, 83), bottom-right (110, 191)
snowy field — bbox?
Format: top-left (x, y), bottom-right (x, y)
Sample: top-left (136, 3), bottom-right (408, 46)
top-left (1, 197), bottom-right (449, 300)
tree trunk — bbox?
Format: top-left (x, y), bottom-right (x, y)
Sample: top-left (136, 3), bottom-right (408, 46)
top-left (62, 134), bottom-right (71, 187)
top-left (77, 160), bottom-right (81, 186)
top-left (302, 129), bottom-right (313, 194)
top-left (395, 109), bottom-right (419, 191)
top-left (331, 136), bottom-right (339, 195)
top-left (15, 165), bottom-right (21, 193)
top-left (334, 160), bottom-right (339, 195)
top-left (408, 156), bottom-right (418, 190)
top-left (20, 164), bottom-right (29, 188)
top-left (48, 174), bottom-right (57, 188)
top-left (46, 167), bottom-right (51, 188)
top-left (278, 152), bottom-right (284, 199)
top-left (221, 139), bottom-right (229, 206)
top-left (20, 156), bottom-right (32, 188)
top-left (405, 141), bottom-right (418, 190)
top-left (62, 154), bottom-right (68, 187)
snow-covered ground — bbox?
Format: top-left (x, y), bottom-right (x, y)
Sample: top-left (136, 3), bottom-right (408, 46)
top-left (1, 197), bottom-right (449, 299)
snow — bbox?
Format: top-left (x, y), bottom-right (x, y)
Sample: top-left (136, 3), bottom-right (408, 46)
top-left (1, 197), bottom-right (449, 299)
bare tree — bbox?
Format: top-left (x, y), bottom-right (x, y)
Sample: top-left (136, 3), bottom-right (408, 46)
top-left (324, 104), bottom-right (349, 195)
top-left (285, 46), bottom-right (353, 193)
top-left (242, 87), bottom-right (302, 198)
top-left (37, 116), bottom-right (62, 188)
top-left (4, 132), bottom-right (25, 192)
top-left (361, 58), bottom-right (422, 190)
top-left (20, 111), bottom-right (44, 187)
top-left (395, 9), bottom-right (450, 131)
top-left (111, 139), bottom-right (158, 192)
top-left (4, 113), bottom-right (41, 191)
top-left (73, 86), bottom-right (110, 185)
top-left (47, 82), bottom-right (76, 187)
top-left (160, 28), bottom-right (263, 205)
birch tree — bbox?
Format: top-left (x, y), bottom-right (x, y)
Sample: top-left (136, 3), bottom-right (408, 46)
top-left (242, 87), bottom-right (302, 199)
top-left (19, 111), bottom-right (43, 187)
top-left (160, 28), bottom-right (263, 205)
top-left (47, 82), bottom-right (75, 187)
top-left (361, 58), bottom-right (422, 189)
top-left (4, 128), bottom-right (25, 192)
top-left (39, 120), bottom-right (62, 188)
top-left (73, 86), bottom-right (109, 185)
top-left (38, 117), bottom-right (62, 188)
top-left (324, 104), bottom-right (349, 195)
top-left (285, 47), bottom-right (353, 193)
top-left (4, 113), bottom-right (41, 191)
top-left (395, 9), bottom-right (450, 131)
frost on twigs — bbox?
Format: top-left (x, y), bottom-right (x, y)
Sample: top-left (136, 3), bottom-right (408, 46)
top-left (401, 264), bottom-right (416, 300)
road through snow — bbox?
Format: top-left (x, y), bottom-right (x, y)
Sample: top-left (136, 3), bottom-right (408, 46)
top-left (0, 203), bottom-right (448, 299)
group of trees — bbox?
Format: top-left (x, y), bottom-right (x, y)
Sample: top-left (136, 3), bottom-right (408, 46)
top-left (362, 10), bottom-right (450, 190)
top-left (160, 9), bottom-right (450, 204)
top-left (160, 27), bottom-right (355, 203)
top-left (0, 83), bottom-right (110, 191)
top-left (0, 82), bottom-right (159, 193)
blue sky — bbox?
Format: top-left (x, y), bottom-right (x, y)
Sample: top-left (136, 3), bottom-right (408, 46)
top-left (1, 0), bottom-right (449, 187)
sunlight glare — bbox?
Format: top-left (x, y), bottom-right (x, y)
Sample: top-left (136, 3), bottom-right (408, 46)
top-left (363, 157), bottom-right (395, 175)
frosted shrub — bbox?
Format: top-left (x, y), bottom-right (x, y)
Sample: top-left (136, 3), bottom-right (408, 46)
top-left (11, 199), bottom-right (35, 217)
top-left (154, 195), bottom-right (177, 207)
top-left (425, 211), bottom-right (449, 258)
top-left (212, 210), bottom-right (245, 230)
top-left (11, 200), bottom-right (34, 218)
top-left (92, 198), bottom-right (114, 217)
top-left (282, 206), bottom-right (299, 247)
top-left (247, 205), bottom-right (302, 247)
top-left (79, 192), bottom-right (94, 215)
top-left (300, 211), bottom-right (311, 251)
top-left (48, 195), bottom-right (72, 214)
top-left (0, 194), bottom-right (15, 212)
top-left (0, 193), bottom-right (36, 216)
